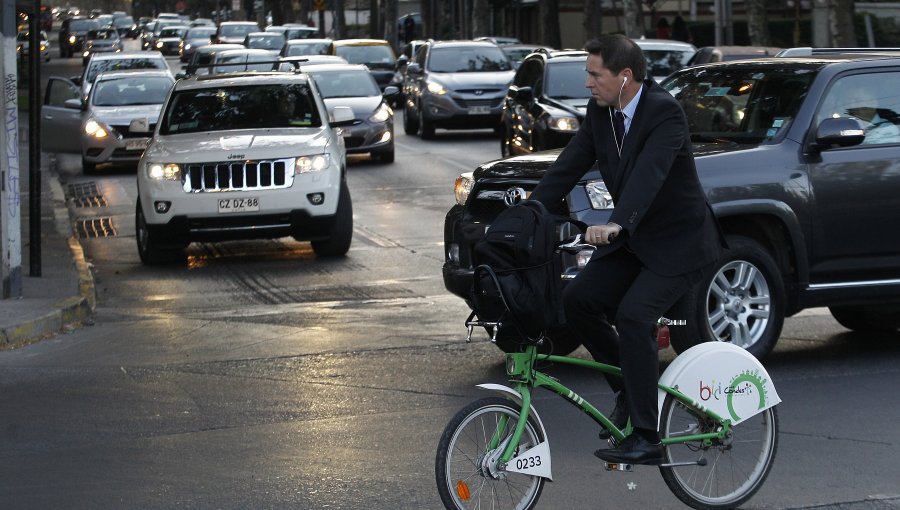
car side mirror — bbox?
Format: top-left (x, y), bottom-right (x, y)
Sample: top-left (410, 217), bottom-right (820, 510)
top-left (64, 98), bottom-right (84, 110)
top-left (509, 85), bottom-right (533, 103)
top-left (396, 55), bottom-right (408, 69)
top-left (811, 117), bottom-right (865, 152)
top-left (329, 106), bottom-right (355, 127)
top-left (175, 71), bottom-right (187, 79)
top-left (406, 62), bottom-right (422, 75)
top-left (129, 117), bottom-right (151, 133)
top-left (71, 75), bottom-right (83, 85)
top-left (383, 85), bottom-right (400, 98)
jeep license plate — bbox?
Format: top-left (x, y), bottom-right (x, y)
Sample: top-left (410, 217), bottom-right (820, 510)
top-left (218, 197), bottom-right (260, 213)
top-left (125, 138), bottom-right (150, 151)
top-left (468, 106), bottom-right (490, 115)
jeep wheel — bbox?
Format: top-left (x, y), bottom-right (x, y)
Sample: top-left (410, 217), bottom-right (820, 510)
top-left (82, 157), bottom-right (96, 175)
top-left (668, 236), bottom-right (785, 359)
top-left (311, 182), bottom-right (353, 257)
top-left (135, 200), bottom-right (184, 265)
top-left (418, 106), bottom-right (435, 139)
top-left (403, 105), bottom-right (419, 135)
top-left (829, 306), bottom-right (900, 332)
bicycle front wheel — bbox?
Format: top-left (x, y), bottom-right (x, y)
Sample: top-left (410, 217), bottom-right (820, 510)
top-left (435, 397), bottom-right (545, 510)
top-left (659, 394), bottom-right (778, 510)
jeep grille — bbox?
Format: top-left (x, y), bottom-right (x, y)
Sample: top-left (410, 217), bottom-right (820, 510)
top-left (182, 158), bottom-right (294, 192)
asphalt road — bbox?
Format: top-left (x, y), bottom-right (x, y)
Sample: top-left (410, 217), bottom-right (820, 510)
top-left (2, 34), bottom-right (899, 509)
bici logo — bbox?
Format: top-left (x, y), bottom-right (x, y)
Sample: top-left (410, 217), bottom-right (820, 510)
top-left (699, 370), bottom-right (769, 422)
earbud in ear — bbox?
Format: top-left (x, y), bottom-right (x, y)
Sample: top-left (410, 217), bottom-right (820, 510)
top-left (623, 76), bottom-right (628, 85)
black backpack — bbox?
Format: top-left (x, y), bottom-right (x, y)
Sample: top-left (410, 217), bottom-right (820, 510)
top-left (470, 200), bottom-right (564, 343)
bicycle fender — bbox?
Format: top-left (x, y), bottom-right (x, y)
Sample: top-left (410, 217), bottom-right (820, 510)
top-left (657, 342), bottom-right (781, 427)
top-left (476, 383), bottom-right (550, 444)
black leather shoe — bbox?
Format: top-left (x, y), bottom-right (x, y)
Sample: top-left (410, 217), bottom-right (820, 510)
top-left (594, 434), bottom-right (664, 465)
top-left (598, 392), bottom-right (628, 440)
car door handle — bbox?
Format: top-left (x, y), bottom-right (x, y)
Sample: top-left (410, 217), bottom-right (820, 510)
top-left (43, 115), bottom-right (53, 120)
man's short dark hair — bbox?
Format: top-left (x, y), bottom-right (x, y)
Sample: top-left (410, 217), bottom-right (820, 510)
top-left (584, 34), bottom-right (647, 81)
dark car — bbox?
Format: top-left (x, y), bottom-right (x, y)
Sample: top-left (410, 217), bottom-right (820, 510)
top-left (59, 16), bottom-right (100, 58)
top-left (112, 15), bottom-right (138, 38)
top-left (81, 27), bottom-right (123, 65)
top-left (150, 25), bottom-right (189, 56)
top-left (686, 45), bottom-right (782, 66)
top-left (403, 40), bottom-right (515, 139)
top-left (179, 26), bottom-right (217, 62)
top-left (214, 21), bottom-right (259, 44)
top-left (443, 50), bottom-right (900, 358)
top-left (500, 49), bottom-right (591, 157)
top-left (331, 39), bottom-right (401, 93)
top-left (265, 24), bottom-right (318, 40)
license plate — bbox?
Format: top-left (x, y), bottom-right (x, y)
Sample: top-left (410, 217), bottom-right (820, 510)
top-left (468, 106), bottom-right (490, 115)
top-left (218, 197), bottom-right (260, 213)
top-left (125, 138), bottom-right (149, 151)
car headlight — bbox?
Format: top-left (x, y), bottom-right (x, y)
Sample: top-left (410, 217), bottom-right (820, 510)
top-left (183, 43), bottom-right (190, 50)
top-left (84, 119), bottom-right (110, 138)
top-left (585, 180), bottom-right (614, 209)
top-left (68, 35), bottom-right (76, 44)
top-left (155, 41), bottom-right (163, 48)
top-left (548, 115), bottom-right (579, 132)
top-left (426, 81), bottom-right (448, 95)
top-left (146, 163), bottom-right (181, 181)
top-left (296, 154), bottom-right (331, 173)
top-left (369, 103), bottom-right (392, 123)
top-left (454, 172), bottom-right (474, 206)
top-left (40, 44), bottom-right (47, 51)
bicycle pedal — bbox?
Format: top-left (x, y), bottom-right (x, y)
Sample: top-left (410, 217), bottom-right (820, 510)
top-left (604, 462), bottom-right (633, 472)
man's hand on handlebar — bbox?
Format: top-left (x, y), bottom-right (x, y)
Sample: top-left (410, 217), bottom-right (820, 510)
top-left (585, 223), bottom-right (622, 245)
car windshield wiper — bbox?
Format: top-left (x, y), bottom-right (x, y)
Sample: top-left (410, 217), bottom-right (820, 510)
top-left (691, 134), bottom-right (739, 145)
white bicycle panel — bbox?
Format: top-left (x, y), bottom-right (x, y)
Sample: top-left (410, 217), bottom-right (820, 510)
top-left (505, 441), bottom-right (553, 480)
top-left (657, 342), bottom-right (781, 426)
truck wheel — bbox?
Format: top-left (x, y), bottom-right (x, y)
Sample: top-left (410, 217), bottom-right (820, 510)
top-left (668, 236), bottom-right (785, 359)
top-left (311, 182), bottom-right (353, 257)
top-left (403, 105), bottom-right (419, 135)
top-left (829, 306), bottom-right (900, 332)
top-left (135, 200), bottom-right (184, 265)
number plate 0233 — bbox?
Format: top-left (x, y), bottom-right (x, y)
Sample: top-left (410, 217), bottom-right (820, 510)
top-left (218, 197), bottom-right (260, 213)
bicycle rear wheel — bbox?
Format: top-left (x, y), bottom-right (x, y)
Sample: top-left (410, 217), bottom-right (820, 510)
top-left (435, 397), bottom-right (545, 510)
top-left (659, 394), bottom-right (778, 510)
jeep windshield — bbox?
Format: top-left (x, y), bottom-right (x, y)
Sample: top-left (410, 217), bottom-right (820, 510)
top-left (663, 63), bottom-right (819, 144)
top-left (159, 83), bottom-right (322, 134)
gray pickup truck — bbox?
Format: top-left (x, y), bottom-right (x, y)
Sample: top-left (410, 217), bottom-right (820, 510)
top-left (443, 49), bottom-right (900, 359)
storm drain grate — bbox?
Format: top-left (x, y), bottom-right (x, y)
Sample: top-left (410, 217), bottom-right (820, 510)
top-left (68, 182), bottom-right (108, 208)
top-left (75, 217), bottom-right (117, 238)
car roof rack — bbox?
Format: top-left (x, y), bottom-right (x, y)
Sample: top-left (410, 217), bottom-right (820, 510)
top-left (777, 46), bottom-right (900, 57)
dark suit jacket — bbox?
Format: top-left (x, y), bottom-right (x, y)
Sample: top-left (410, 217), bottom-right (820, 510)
top-left (530, 78), bottom-right (724, 276)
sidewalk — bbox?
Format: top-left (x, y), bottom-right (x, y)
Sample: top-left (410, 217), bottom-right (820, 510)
top-left (0, 112), bottom-right (95, 348)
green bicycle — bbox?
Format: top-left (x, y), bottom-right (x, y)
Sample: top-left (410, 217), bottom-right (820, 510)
top-left (436, 240), bottom-right (781, 510)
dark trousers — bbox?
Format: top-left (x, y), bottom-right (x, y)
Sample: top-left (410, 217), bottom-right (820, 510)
top-left (562, 247), bottom-right (706, 432)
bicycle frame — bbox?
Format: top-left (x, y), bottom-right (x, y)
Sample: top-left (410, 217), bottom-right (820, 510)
top-left (489, 344), bottom-right (733, 473)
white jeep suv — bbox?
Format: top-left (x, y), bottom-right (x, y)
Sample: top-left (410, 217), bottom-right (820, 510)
top-left (135, 71), bottom-right (355, 264)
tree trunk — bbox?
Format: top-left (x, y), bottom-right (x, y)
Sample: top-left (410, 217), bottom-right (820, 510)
top-left (334, 0), bottom-right (346, 38)
top-left (384, 0), bottom-right (398, 49)
top-left (583, 0), bottom-right (602, 42)
top-left (829, 0), bottom-right (856, 46)
top-left (621, 0), bottom-right (644, 38)
top-left (540, 0), bottom-right (562, 48)
top-left (472, 0), bottom-right (490, 38)
top-left (369, 0), bottom-right (379, 38)
top-left (746, 0), bottom-right (771, 46)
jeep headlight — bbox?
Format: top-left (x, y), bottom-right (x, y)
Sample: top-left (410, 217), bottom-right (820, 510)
top-left (454, 172), bottom-right (474, 206)
top-left (296, 154), bottom-right (330, 173)
top-left (369, 103), bottom-right (391, 123)
top-left (84, 119), bottom-right (109, 138)
top-left (146, 163), bottom-right (181, 180)
top-left (585, 180), bottom-right (614, 209)
top-left (426, 81), bottom-right (448, 95)
top-left (548, 115), bottom-right (579, 132)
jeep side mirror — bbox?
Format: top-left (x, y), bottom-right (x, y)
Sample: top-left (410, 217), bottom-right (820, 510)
top-left (812, 117), bottom-right (865, 152)
top-left (329, 106), bottom-right (355, 127)
top-left (509, 85), bottom-right (533, 103)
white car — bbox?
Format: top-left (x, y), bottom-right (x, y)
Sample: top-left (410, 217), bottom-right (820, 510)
top-left (41, 69), bottom-right (175, 174)
top-left (79, 51), bottom-right (170, 99)
top-left (135, 71), bottom-right (356, 264)
top-left (633, 38), bottom-right (697, 82)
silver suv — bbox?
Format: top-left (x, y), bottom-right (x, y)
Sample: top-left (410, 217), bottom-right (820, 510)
top-left (135, 71), bottom-right (356, 264)
top-left (402, 40), bottom-right (515, 139)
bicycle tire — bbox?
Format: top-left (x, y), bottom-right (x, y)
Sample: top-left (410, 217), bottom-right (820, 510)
top-left (659, 394), bottom-right (778, 509)
top-left (435, 397), bottom-right (545, 510)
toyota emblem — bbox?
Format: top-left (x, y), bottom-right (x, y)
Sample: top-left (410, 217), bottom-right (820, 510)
top-left (503, 187), bottom-right (527, 207)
